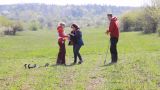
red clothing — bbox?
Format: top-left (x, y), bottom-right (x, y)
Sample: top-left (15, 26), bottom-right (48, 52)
top-left (108, 17), bottom-right (119, 38)
top-left (57, 26), bottom-right (68, 43)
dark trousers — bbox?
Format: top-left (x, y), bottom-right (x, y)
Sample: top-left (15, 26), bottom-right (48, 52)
top-left (56, 42), bottom-right (66, 64)
top-left (73, 45), bottom-right (82, 63)
top-left (110, 37), bottom-right (118, 63)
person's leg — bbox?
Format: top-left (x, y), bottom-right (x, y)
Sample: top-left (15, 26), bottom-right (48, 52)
top-left (114, 38), bottom-right (118, 62)
top-left (61, 43), bottom-right (66, 64)
top-left (110, 38), bottom-right (113, 62)
top-left (56, 42), bottom-right (62, 64)
top-left (76, 45), bottom-right (83, 62)
top-left (112, 44), bottom-right (117, 63)
top-left (77, 53), bottom-right (82, 61)
top-left (73, 45), bottom-right (77, 63)
top-left (110, 38), bottom-right (117, 63)
top-left (74, 45), bottom-right (83, 64)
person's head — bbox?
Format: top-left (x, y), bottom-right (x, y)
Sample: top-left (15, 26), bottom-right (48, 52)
top-left (71, 24), bottom-right (79, 31)
top-left (107, 14), bottom-right (113, 21)
top-left (58, 22), bottom-right (65, 28)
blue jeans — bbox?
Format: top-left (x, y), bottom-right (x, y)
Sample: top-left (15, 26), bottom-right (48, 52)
top-left (110, 37), bottom-right (118, 63)
top-left (73, 44), bottom-right (82, 63)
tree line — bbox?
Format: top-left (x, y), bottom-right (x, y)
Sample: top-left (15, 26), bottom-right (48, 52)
top-left (0, 4), bottom-right (136, 31)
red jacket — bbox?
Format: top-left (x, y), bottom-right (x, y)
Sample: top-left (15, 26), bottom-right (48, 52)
top-left (57, 26), bottom-right (68, 43)
top-left (108, 17), bottom-right (119, 38)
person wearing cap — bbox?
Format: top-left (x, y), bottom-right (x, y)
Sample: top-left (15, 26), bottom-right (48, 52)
top-left (56, 22), bottom-right (68, 65)
top-left (106, 14), bottom-right (119, 63)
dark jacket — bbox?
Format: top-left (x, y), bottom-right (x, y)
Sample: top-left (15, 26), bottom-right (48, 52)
top-left (70, 29), bottom-right (84, 46)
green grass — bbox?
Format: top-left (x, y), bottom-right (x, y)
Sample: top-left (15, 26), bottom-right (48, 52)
top-left (0, 27), bottom-right (160, 90)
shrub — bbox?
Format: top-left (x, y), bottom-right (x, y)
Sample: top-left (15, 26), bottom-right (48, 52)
top-left (4, 27), bottom-right (16, 35)
top-left (13, 23), bottom-right (24, 31)
top-left (120, 10), bottom-right (144, 32)
top-left (29, 21), bottom-right (41, 31)
top-left (30, 25), bottom-right (38, 31)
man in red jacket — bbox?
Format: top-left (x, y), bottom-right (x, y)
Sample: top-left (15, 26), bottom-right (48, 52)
top-left (106, 14), bottom-right (119, 63)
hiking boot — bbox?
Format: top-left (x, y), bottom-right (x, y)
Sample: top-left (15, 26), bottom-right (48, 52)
top-left (111, 61), bottom-right (117, 64)
top-left (62, 63), bottom-right (66, 66)
top-left (78, 61), bottom-right (83, 64)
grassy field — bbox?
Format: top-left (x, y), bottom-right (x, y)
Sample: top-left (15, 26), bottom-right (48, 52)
top-left (0, 27), bottom-right (160, 90)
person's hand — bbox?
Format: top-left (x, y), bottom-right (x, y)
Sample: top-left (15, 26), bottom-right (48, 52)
top-left (64, 37), bottom-right (68, 40)
top-left (69, 33), bottom-right (74, 36)
top-left (105, 30), bottom-right (109, 35)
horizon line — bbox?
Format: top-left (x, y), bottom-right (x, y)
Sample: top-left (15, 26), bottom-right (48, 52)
top-left (0, 3), bottom-right (142, 7)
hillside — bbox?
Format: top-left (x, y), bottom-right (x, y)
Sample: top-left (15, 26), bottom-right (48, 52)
top-left (0, 4), bottom-right (137, 28)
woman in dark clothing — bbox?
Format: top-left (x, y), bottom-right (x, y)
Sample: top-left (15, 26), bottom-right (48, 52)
top-left (69, 24), bottom-right (84, 64)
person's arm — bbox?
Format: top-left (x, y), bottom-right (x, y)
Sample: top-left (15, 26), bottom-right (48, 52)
top-left (58, 28), bottom-right (68, 38)
top-left (75, 31), bottom-right (82, 39)
top-left (105, 21), bottom-right (114, 35)
top-left (69, 33), bottom-right (74, 36)
top-left (108, 21), bottom-right (114, 33)
top-left (58, 28), bottom-right (68, 42)
top-left (114, 21), bottom-right (119, 32)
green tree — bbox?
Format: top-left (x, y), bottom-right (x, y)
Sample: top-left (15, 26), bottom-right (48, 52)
top-left (143, 0), bottom-right (160, 33)
top-left (120, 10), bottom-right (144, 32)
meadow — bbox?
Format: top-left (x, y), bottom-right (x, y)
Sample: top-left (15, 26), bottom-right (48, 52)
top-left (0, 27), bottom-right (160, 90)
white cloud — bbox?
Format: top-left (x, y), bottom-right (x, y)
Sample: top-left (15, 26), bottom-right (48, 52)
top-left (0, 0), bottom-right (146, 6)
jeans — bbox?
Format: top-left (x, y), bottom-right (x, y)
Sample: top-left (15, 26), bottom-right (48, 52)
top-left (110, 37), bottom-right (118, 63)
top-left (73, 44), bottom-right (82, 63)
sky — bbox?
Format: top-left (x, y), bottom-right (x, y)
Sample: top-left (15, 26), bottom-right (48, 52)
top-left (0, 0), bottom-right (148, 7)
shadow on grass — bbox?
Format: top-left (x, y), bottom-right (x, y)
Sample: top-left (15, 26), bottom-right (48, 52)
top-left (101, 63), bottom-right (117, 67)
top-left (51, 63), bottom-right (76, 67)
top-left (100, 63), bottom-right (117, 71)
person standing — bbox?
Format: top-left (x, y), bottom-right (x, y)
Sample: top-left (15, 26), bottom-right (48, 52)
top-left (69, 24), bottom-right (84, 64)
top-left (106, 14), bottom-right (119, 63)
top-left (56, 22), bottom-right (68, 65)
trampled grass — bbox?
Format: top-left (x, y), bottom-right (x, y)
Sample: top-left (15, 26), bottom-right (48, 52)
top-left (0, 27), bottom-right (160, 90)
